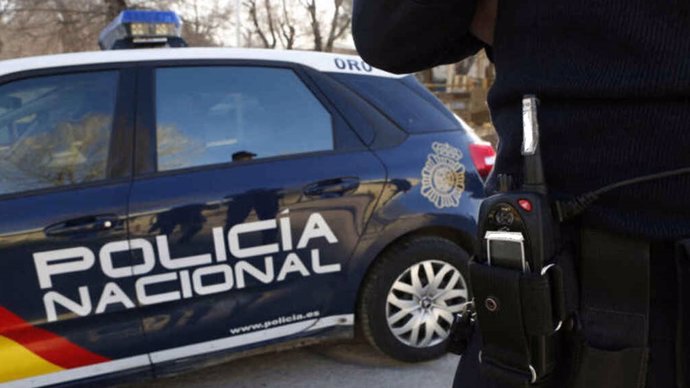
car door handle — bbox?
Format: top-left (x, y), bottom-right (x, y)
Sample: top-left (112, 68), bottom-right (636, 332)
top-left (45, 215), bottom-right (119, 237)
top-left (303, 177), bottom-right (360, 197)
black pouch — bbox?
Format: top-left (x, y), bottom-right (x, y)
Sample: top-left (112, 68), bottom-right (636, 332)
top-left (569, 228), bottom-right (651, 388)
top-left (452, 237), bottom-right (580, 388)
top-left (675, 239), bottom-right (690, 388)
top-left (468, 257), bottom-right (572, 386)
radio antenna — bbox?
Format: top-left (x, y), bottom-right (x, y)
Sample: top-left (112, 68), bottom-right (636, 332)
top-left (521, 95), bottom-right (547, 193)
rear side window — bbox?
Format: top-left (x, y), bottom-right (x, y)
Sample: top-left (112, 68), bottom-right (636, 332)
top-left (0, 71), bottom-right (119, 196)
top-left (330, 74), bottom-right (461, 133)
top-left (155, 66), bottom-right (334, 172)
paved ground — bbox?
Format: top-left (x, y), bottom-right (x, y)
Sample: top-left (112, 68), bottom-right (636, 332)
top-left (124, 340), bottom-right (460, 388)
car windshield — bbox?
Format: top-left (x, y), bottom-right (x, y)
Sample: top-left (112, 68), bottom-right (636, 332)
top-left (329, 73), bottom-right (462, 133)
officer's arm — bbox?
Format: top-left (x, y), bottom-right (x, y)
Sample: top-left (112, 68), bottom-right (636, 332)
top-left (352, 0), bottom-right (485, 74)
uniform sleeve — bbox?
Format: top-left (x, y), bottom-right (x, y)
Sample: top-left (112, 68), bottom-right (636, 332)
top-left (352, 0), bottom-right (484, 74)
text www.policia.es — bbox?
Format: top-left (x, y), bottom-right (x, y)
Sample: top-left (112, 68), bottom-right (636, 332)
top-left (229, 311), bottom-right (321, 335)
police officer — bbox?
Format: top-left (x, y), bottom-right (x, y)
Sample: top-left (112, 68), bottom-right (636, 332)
top-left (352, 1), bottom-right (690, 387)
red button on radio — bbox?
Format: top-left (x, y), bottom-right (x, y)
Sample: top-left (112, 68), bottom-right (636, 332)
top-left (518, 199), bottom-right (533, 212)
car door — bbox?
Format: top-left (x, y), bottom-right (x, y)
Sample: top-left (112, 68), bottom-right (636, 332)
top-left (0, 68), bottom-right (151, 386)
top-left (126, 62), bottom-right (386, 364)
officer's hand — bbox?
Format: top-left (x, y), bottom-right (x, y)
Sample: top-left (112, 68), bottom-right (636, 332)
top-left (470, 0), bottom-right (498, 45)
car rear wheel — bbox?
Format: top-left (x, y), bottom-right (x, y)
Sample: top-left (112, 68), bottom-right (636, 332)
top-left (358, 236), bottom-right (470, 362)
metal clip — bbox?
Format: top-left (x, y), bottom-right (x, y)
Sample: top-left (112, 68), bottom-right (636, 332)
top-left (447, 300), bottom-right (476, 355)
top-left (541, 264), bottom-right (563, 333)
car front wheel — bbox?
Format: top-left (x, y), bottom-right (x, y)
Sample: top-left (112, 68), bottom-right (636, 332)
top-left (358, 236), bottom-right (470, 362)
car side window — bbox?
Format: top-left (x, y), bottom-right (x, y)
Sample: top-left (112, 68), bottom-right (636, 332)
top-left (0, 71), bottom-right (119, 196)
top-left (155, 66), bottom-right (334, 172)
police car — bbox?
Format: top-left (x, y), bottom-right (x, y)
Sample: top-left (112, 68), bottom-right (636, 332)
top-left (0, 10), bottom-right (494, 387)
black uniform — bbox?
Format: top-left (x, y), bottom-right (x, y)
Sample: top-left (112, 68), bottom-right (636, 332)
top-left (353, 1), bottom-right (690, 387)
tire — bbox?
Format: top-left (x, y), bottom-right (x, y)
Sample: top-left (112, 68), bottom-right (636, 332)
top-left (358, 235), bottom-right (471, 362)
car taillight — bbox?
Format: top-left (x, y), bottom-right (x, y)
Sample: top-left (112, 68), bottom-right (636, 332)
top-left (469, 143), bottom-right (496, 180)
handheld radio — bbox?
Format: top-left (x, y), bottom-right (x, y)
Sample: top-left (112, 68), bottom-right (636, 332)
top-left (478, 95), bottom-right (558, 274)
top-left (475, 95), bottom-right (560, 380)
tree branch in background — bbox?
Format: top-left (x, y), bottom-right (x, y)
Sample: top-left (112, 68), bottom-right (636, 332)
top-left (263, 0), bottom-right (278, 48)
top-left (245, 0), bottom-right (274, 48)
top-left (278, 0), bottom-right (296, 49)
top-left (180, 0), bottom-right (232, 46)
top-left (301, 0), bottom-right (351, 52)
top-left (325, 0), bottom-right (351, 52)
top-left (244, 0), bottom-right (299, 50)
top-left (301, 0), bottom-right (322, 51)
top-left (104, 0), bottom-right (127, 20)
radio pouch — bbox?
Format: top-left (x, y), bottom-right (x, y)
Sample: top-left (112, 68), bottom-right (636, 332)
top-left (469, 260), bottom-right (567, 387)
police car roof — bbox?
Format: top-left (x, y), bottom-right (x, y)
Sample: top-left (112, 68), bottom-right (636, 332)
top-left (0, 47), bottom-right (405, 79)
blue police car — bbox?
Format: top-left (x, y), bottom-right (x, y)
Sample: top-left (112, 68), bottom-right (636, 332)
top-left (0, 10), bottom-right (494, 387)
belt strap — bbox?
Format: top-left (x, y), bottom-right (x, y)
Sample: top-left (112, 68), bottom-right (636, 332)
top-left (675, 240), bottom-right (690, 388)
top-left (575, 228), bottom-right (650, 388)
top-left (580, 228), bottom-right (650, 349)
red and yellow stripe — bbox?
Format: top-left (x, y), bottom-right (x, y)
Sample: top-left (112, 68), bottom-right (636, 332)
top-left (0, 307), bottom-right (109, 383)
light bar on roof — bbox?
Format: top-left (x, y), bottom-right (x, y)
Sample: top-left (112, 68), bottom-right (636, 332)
top-left (98, 10), bottom-right (187, 50)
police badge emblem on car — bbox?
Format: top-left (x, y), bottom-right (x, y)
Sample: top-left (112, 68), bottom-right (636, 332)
top-left (421, 142), bottom-right (467, 209)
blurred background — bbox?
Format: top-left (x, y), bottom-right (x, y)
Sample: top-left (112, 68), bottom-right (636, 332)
top-left (0, 0), bottom-right (497, 144)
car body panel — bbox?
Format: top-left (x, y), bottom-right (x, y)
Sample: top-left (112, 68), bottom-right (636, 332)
top-left (0, 183), bottom-right (152, 379)
top-left (127, 149), bottom-right (387, 361)
top-left (321, 132), bottom-right (484, 319)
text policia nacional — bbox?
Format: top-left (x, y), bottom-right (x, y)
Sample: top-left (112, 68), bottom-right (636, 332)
top-left (33, 212), bottom-right (342, 322)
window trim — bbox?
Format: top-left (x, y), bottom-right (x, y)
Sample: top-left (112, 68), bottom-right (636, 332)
top-left (307, 69), bottom-right (409, 149)
top-left (134, 59), bottom-right (363, 179)
top-left (0, 65), bottom-right (136, 201)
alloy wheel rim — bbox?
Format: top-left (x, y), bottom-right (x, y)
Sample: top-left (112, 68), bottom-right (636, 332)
top-left (385, 260), bottom-right (468, 348)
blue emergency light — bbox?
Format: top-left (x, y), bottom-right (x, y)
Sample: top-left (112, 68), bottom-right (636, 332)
top-left (99, 10), bottom-right (187, 50)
